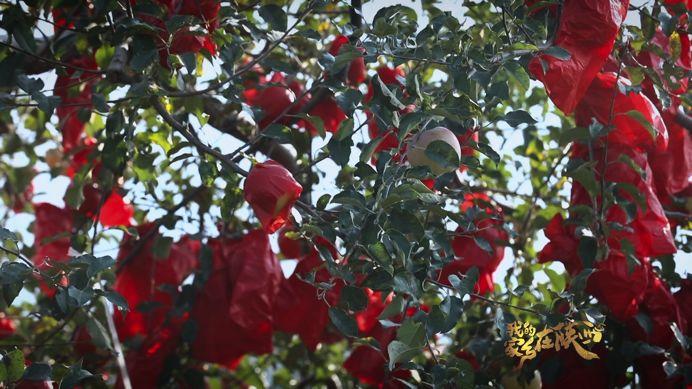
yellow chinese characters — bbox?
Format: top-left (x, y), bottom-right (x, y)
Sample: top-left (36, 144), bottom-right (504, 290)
top-left (504, 320), bottom-right (604, 367)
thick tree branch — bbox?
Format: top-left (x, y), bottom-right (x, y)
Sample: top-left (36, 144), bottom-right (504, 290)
top-left (202, 97), bottom-right (299, 173)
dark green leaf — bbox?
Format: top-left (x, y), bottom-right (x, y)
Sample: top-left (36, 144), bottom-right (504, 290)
top-left (22, 362), bottom-right (51, 381)
top-left (542, 46), bottom-right (571, 60)
top-left (5, 349), bottom-right (25, 382)
top-left (259, 5), bottom-right (287, 31)
top-left (424, 140), bottom-right (460, 171)
top-left (328, 307), bottom-right (359, 337)
top-left (502, 110), bottom-right (537, 127)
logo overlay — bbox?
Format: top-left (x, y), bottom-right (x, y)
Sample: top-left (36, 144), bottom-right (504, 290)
top-left (504, 320), bottom-right (604, 367)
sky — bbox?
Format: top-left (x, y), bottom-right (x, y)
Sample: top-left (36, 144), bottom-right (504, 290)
top-left (2, 0), bottom-right (689, 305)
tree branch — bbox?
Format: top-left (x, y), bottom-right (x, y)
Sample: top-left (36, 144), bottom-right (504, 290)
top-left (202, 97), bottom-right (299, 173)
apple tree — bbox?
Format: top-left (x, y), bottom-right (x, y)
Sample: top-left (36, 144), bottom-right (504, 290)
top-left (0, 0), bottom-right (690, 388)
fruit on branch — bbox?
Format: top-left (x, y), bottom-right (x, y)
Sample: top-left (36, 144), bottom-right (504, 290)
top-left (570, 144), bottom-right (675, 258)
top-left (575, 72), bottom-right (668, 153)
top-left (244, 72), bottom-right (299, 129)
top-left (79, 186), bottom-right (135, 228)
top-left (32, 203), bottom-right (73, 296)
top-left (53, 56), bottom-right (99, 153)
top-left (274, 251), bottom-right (343, 350)
top-left (277, 226), bottom-right (309, 259)
top-left (441, 193), bottom-right (507, 295)
top-left (407, 126), bottom-right (462, 175)
top-left (307, 94), bottom-right (347, 134)
top-left (114, 224), bottom-right (199, 340)
top-left (328, 35), bottom-right (367, 86)
top-left (191, 231), bottom-right (281, 366)
top-left (244, 160), bottom-right (303, 233)
top-left (528, 0), bottom-right (628, 113)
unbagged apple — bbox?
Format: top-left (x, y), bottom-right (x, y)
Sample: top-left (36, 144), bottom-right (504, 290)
top-left (407, 126), bottom-right (461, 174)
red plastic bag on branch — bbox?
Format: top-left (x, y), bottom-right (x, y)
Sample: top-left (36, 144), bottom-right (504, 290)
top-left (243, 72), bottom-right (300, 129)
top-left (570, 144), bottom-right (676, 257)
top-left (31, 203), bottom-right (74, 296)
top-left (273, 251), bottom-right (343, 350)
top-left (32, 203), bottom-right (73, 269)
top-left (537, 214), bottom-right (650, 320)
top-left (329, 35), bottom-right (367, 86)
top-left (626, 275), bottom-right (686, 348)
top-left (131, 0), bottom-right (219, 68)
top-left (634, 354), bottom-right (685, 389)
top-left (439, 193), bottom-right (507, 295)
top-left (344, 301), bottom-right (422, 387)
top-left (306, 94), bottom-right (347, 134)
top-left (575, 72), bottom-right (668, 152)
top-left (114, 223), bottom-right (199, 340)
top-left (244, 160), bottom-right (302, 233)
top-left (649, 109), bottom-right (692, 201)
top-left (528, 0), bottom-right (629, 113)
top-left (78, 185), bottom-right (135, 228)
top-left (191, 230), bottom-right (281, 366)
top-left (118, 327), bottom-right (181, 389)
top-left (539, 345), bottom-right (623, 389)
top-left (53, 56), bottom-right (99, 153)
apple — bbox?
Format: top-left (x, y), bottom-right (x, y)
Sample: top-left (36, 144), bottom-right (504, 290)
top-left (500, 370), bottom-right (541, 389)
top-left (407, 126), bottom-right (461, 174)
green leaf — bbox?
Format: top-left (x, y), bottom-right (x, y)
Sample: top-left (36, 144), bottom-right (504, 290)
top-left (262, 124), bottom-right (293, 143)
top-left (393, 271), bottom-right (421, 298)
top-left (0, 262), bottom-right (30, 284)
top-left (375, 75), bottom-right (406, 110)
top-left (86, 316), bottom-right (112, 350)
top-left (103, 290), bottom-right (129, 312)
top-left (542, 46), bottom-right (571, 60)
top-left (70, 255), bottom-right (116, 278)
top-left (578, 236), bottom-right (597, 268)
top-left (151, 236), bottom-right (173, 259)
top-left (472, 236), bottom-right (493, 253)
top-left (335, 89), bottom-right (363, 115)
top-left (397, 320), bottom-right (426, 347)
top-left (328, 307), bottom-right (359, 337)
top-left (5, 349), bottom-right (25, 382)
top-left (259, 4), bottom-right (287, 31)
top-left (0, 228), bottom-right (18, 243)
top-left (378, 295), bottom-right (405, 320)
top-left (448, 267), bottom-right (479, 297)
top-left (316, 194), bottom-right (331, 210)
top-left (424, 140), bottom-right (460, 171)
top-left (130, 35), bottom-right (157, 71)
top-left (623, 110), bottom-right (657, 141)
top-left (59, 364), bottom-right (93, 389)
top-left (567, 162), bottom-right (599, 196)
top-left (570, 268), bottom-right (596, 293)
top-left (331, 46), bottom-right (362, 75)
top-left (368, 242), bottom-right (392, 269)
top-left (543, 267), bottom-right (566, 292)
top-left (339, 286), bottom-right (368, 311)
top-left (387, 340), bottom-right (421, 370)
top-left (327, 135), bottom-right (353, 167)
top-left (502, 110), bottom-right (537, 127)
top-left (398, 111), bottom-right (425, 142)
top-left (360, 136), bottom-right (386, 164)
